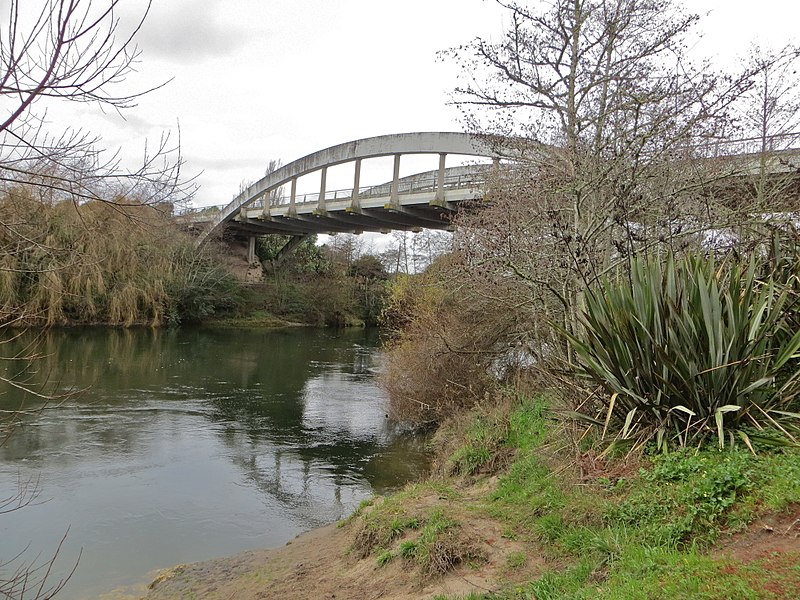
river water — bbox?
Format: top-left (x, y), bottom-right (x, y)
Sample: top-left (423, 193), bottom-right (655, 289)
top-left (0, 327), bottom-right (426, 599)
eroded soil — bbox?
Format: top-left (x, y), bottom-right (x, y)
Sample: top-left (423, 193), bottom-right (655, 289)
top-left (137, 499), bottom-right (800, 600)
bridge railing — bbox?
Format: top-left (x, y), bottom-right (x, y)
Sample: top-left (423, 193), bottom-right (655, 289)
top-left (692, 132), bottom-right (800, 158)
top-left (246, 172), bottom-right (489, 209)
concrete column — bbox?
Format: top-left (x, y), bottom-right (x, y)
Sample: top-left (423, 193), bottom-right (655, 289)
top-left (318, 166), bottom-right (328, 213)
top-left (248, 235), bottom-right (256, 265)
top-left (435, 153), bottom-right (447, 205)
top-left (262, 192), bottom-right (270, 218)
top-left (351, 158), bottom-right (362, 211)
top-left (289, 177), bottom-right (297, 216)
top-left (390, 154), bottom-right (401, 207)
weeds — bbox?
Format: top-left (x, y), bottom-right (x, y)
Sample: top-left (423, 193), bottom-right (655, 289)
top-left (349, 485), bottom-right (485, 579)
top-left (431, 391), bottom-right (800, 598)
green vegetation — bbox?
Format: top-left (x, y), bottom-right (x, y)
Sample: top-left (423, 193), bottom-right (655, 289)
top-left (247, 234), bottom-right (390, 327)
top-left (373, 2), bottom-right (800, 592)
top-left (0, 188), bottom-right (240, 327)
top-left (350, 482), bottom-right (485, 578)
top-left (0, 190), bottom-right (392, 330)
top-left (375, 241), bottom-right (800, 594)
top-left (407, 392), bottom-right (800, 599)
top-left (563, 251), bottom-right (800, 452)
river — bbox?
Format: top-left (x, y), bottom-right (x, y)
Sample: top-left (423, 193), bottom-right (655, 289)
top-left (0, 327), bottom-right (426, 599)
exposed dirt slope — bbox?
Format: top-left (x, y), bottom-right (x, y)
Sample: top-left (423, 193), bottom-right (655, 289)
top-left (141, 495), bottom-right (800, 599)
top-left (144, 488), bottom-right (542, 600)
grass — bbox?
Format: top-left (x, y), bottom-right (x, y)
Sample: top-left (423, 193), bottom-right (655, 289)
top-left (423, 390), bottom-right (800, 599)
top-left (349, 482), bottom-right (485, 578)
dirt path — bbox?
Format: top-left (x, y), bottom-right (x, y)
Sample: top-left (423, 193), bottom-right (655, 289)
top-left (142, 486), bottom-right (542, 600)
top-left (143, 524), bottom-right (519, 600)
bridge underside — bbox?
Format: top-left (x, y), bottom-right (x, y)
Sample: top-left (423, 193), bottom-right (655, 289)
top-left (225, 187), bottom-right (481, 237)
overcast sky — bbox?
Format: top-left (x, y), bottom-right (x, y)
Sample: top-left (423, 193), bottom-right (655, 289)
top-left (34, 0), bottom-right (800, 207)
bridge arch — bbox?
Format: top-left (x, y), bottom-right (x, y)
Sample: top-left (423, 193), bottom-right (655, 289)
top-left (198, 132), bottom-right (499, 243)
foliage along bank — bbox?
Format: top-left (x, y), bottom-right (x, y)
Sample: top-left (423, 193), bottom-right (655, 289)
top-left (0, 186), bottom-right (396, 329)
top-left (238, 234), bottom-right (391, 328)
top-left (0, 187), bottom-right (239, 327)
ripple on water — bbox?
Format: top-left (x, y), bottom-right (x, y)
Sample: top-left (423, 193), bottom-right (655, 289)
top-left (0, 327), bottom-right (425, 600)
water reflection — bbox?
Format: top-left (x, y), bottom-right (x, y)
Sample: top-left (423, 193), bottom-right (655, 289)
top-left (0, 327), bottom-right (427, 599)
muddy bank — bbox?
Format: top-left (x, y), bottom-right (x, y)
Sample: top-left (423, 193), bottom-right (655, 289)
top-left (143, 488), bottom-right (538, 600)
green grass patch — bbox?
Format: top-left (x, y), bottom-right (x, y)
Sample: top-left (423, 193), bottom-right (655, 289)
top-left (376, 549), bottom-right (394, 567)
top-left (435, 390), bottom-right (800, 599)
top-left (350, 483), bottom-right (460, 558)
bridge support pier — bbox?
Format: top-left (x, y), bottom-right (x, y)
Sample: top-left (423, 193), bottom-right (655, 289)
top-left (263, 235), bottom-right (309, 272)
top-left (248, 235), bottom-right (257, 265)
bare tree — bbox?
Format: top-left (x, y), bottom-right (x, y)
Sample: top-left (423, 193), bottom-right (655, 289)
top-left (442, 0), bottom-right (770, 359)
top-left (410, 230), bottom-right (451, 273)
top-left (0, 1), bottom-right (192, 597)
top-left (0, 0), bottom-right (193, 208)
top-left (732, 44), bottom-right (800, 208)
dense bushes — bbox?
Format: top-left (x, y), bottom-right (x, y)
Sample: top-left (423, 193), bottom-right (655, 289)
top-left (380, 259), bottom-right (506, 425)
top-left (0, 188), bottom-right (240, 326)
top-left (381, 231), bottom-right (800, 454)
top-left (253, 235), bottom-right (390, 327)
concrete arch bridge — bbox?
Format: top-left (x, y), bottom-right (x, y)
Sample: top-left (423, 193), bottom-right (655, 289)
top-left (191, 130), bottom-right (800, 263)
top-left (194, 132), bottom-right (504, 256)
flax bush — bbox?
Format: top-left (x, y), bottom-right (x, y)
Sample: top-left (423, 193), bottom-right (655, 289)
top-left (564, 251), bottom-right (800, 451)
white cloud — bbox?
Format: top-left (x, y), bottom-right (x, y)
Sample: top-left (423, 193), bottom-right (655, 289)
top-left (136, 3), bottom-right (251, 63)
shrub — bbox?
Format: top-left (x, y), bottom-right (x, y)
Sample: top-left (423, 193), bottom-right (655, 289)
top-left (380, 263), bottom-right (500, 426)
top-left (563, 252), bottom-right (800, 451)
top-left (0, 188), bottom-right (241, 326)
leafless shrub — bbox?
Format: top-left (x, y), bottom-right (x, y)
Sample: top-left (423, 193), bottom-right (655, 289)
top-left (421, 529), bottom-right (486, 578)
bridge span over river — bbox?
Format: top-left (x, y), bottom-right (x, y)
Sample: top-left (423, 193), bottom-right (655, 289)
top-left (190, 131), bottom-right (800, 262)
top-left (193, 132), bottom-right (502, 246)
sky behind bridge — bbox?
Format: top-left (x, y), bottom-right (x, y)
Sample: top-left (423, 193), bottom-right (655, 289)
top-left (26, 0), bottom-right (800, 208)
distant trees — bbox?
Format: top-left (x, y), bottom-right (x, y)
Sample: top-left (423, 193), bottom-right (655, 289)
top-left (735, 44), bottom-right (800, 206)
top-left (379, 230), bottom-right (452, 274)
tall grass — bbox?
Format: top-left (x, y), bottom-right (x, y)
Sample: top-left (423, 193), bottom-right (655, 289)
top-left (0, 187), bottom-right (239, 326)
top-left (563, 250), bottom-right (800, 451)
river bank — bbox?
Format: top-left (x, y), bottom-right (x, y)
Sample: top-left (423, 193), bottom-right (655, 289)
top-left (144, 509), bottom-right (800, 600)
top-left (141, 393), bottom-right (800, 600)
top-left (143, 482), bottom-right (537, 600)
top-left (1, 327), bottom-right (426, 600)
